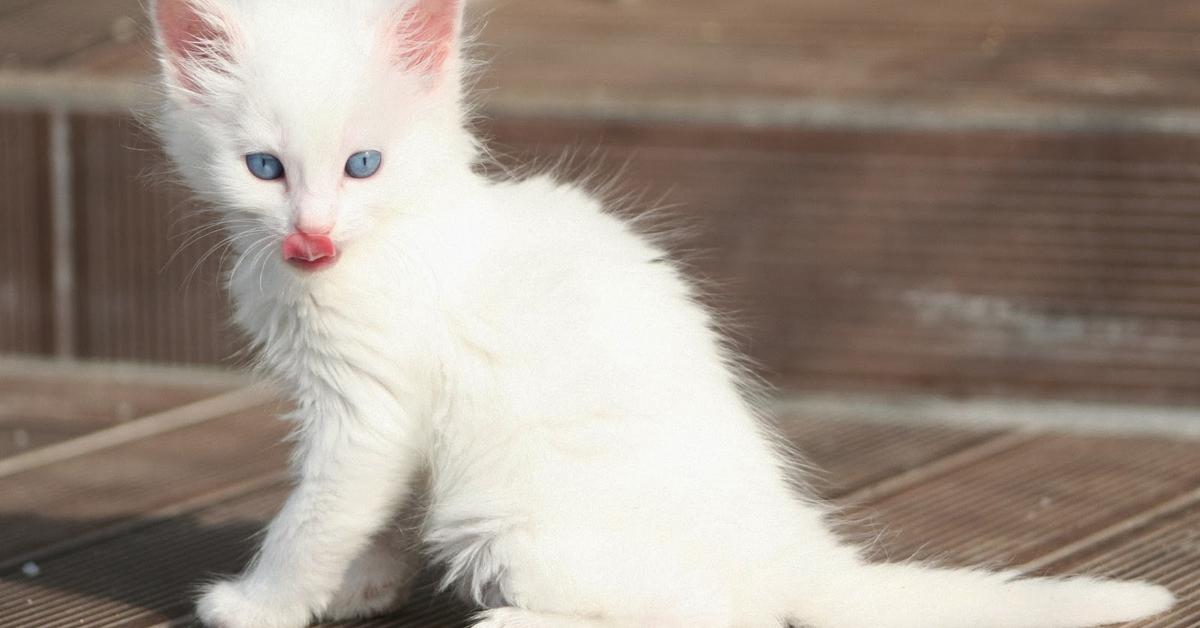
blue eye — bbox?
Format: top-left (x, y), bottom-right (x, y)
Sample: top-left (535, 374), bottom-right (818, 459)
top-left (246, 153), bottom-right (284, 180)
top-left (345, 150), bottom-right (382, 179)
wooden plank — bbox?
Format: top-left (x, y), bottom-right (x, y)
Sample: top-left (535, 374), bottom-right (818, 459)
top-left (475, 0), bottom-right (1200, 118)
top-left (779, 414), bottom-right (1002, 498)
top-left (0, 485), bottom-right (289, 627)
top-left (0, 0), bottom-right (138, 69)
top-left (0, 371), bottom-right (232, 423)
top-left (70, 114), bottom-right (237, 365)
top-left (842, 433), bottom-right (1200, 567)
top-left (0, 402), bottom-right (289, 564)
top-left (3, 0), bottom-right (1196, 126)
top-left (0, 363), bottom-right (237, 460)
top-left (0, 0), bottom-right (41, 19)
top-left (0, 110), bottom-right (50, 356)
top-left (0, 483), bottom-right (474, 628)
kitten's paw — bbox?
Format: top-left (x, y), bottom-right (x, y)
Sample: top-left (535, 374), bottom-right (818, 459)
top-left (196, 579), bottom-right (312, 628)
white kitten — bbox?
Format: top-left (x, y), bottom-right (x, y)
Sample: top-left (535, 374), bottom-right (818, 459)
top-left (150, 1), bottom-right (1174, 627)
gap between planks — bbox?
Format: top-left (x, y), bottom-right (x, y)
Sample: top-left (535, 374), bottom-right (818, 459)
top-left (0, 384), bottom-right (274, 479)
top-left (1018, 484), bottom-right (1200, 575)
top-left (827, 425), bottom-right (1200, 584)
top-left (834, 431), bottom-right (1036, 505)
top-left (0, 470), bottom-right (290, 573)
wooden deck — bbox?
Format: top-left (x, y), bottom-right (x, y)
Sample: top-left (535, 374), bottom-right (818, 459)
top-left (3, 0), bottom-right (1200, 128)
top-left (0, 358), bottom-right (1196, 627)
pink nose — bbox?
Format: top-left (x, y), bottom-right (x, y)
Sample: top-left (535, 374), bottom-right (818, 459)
top-left (282, 232), bottom-right (338, 271)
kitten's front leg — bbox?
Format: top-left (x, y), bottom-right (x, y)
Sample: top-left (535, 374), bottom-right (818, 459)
top-left (197, 409), bottom-right (422, 628)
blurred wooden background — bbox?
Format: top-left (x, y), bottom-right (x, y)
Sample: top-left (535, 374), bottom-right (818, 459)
top-left (4, 4), bottom-right (1200, 625)
top-left (2, 0), bottom-right (1200, 406)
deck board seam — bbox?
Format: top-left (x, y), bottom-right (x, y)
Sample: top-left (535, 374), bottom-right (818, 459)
top-left (834, 431), bottom-right (1034, 505)
top-left (0, 384), bottom-right (274, 478)
top-left (0, 470), bottom-right (290, 573)
top-left (1017, 485), bottom-right (1200, 575)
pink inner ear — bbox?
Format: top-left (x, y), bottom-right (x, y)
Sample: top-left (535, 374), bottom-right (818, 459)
top-left (394, 0), bottom-right (461, 74)
top-left (155, 0), bottom-right (229, 92)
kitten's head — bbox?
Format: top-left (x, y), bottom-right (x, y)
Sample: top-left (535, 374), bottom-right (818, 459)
top-left (151, 0), bottom-right (474, 272)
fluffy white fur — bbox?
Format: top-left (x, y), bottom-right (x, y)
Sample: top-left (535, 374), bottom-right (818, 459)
top-left (149, 1), bottom-right (1175, 626)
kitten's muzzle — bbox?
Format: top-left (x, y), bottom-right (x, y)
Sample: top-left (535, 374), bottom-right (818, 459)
top-left (283, 232), bottom-right (339, 272)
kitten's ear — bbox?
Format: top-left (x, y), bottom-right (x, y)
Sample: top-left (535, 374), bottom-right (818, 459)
top-left (151, 0), bottom-right (235, 97)
top-left (390, 0), bottom-right (464, 79)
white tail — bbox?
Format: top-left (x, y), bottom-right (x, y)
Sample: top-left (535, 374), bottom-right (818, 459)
top-left (790, 562), bottom-right (1174, 628)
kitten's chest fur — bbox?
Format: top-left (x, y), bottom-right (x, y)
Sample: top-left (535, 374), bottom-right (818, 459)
top-left (227, 231), bottom-right (459, 418)
top-left (224, 175), bottom-right (664, 437)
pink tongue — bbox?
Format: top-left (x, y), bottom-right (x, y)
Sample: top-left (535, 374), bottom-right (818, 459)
top-left (283, 233), bottom-right (337, 262)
